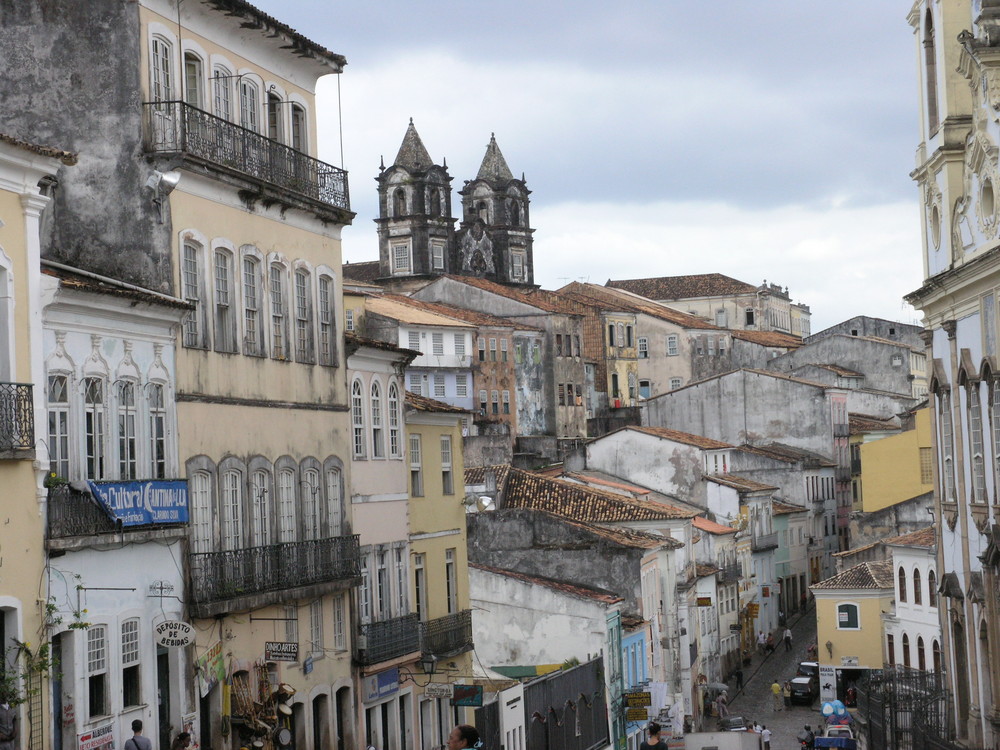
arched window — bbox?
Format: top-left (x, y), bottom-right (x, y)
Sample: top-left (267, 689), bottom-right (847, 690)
top-left (240, 78), bottom-right (259, 132)
top-left (388, 382), bottom-right (400, 457)
top-left (933, 639), bottom-right (942, 672)
top-left (393, 189), bottom-right (406, 217)
top-left (318, 274), bottom-right (336, 366)
top-left (925, 10), bottom-right (939, 132)
top-left (213, 249), bottom-right (236, 352)
top-left (220, 469), bottom-right (244, 551)
top-left (83, 376), bottom-right (106, 480)
top-left (249, 469), bottom-right (271, 546)
top-left (181, 242), bottom-right (206, 349)
top-left (371, 381), bottom-right (384, 458)
top-left (352, 379), bottom-right (365, 458)
top-left (938, 389), bottom-right (956, 501)
top-left (47, 374), bottom-right (70, 478)
top-left (183, 52), bottom-right (203, 108)
top-left (325, 467), bottom-right (342, 537)
top-left (213, 66), bottom-right (233, 120)
top-left (913, 568), bottom-right (922, 605)
top-left (150, 36), bottom-right (173, 103)
top-left (291, 104), bottom-right (306, 152)
top-left (429, 189), bottom-right (441, 216)
top-left (116, 380), bottom-right (137, 480)
top-left (918, 636), bottom-right (926, 671)
top-left (269, 263), bottom-right (287, 360)
top-left (969, 383), bottom-right (987, 503)
top-left (899, 566), bottom-right (907, 602)
top-left (902, 633), bottom-right (911, 668)
top-left (294, 269), bottom-right (313, 363)
top-left (277, 468), bottom-right (296, 542)
top-left (302, 468), bottom-right (320, 540)
top-left (189, 470), bottom-right (213, 554)
top-left (242, 256), bottom-right (263, 356)
top-left (928, 569), bottom-right (937, 607)
top-left (267, 91), bottom-right (283, 142)
top-left (509, 199), bottom-right (520, 226)
top-left (477, 201), bottom-right (488, 221)
top-left (887, 633), bottom-right (896, 666)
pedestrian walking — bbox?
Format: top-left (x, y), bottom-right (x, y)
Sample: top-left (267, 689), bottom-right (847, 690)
top-left (783, 680), bottom-right (792, 707)
top-left (761, 726), bottom-right (772, 750)
top-left (770, 680), bottom-right (782, 711)
top-left (716, 691), bottom-right (729, 717)
top-left (639, 721), bottom-right (667, 750)
top-left (735, 668), bottom-right (744, 690)
top-left (765, 633), bottom-right (775, 653)
top-left (783, 627), bottom-right (793, 651)
top-left (757, 630), bottom-right (767, 655)
top-left (123, 720), bottom-right (152, 750)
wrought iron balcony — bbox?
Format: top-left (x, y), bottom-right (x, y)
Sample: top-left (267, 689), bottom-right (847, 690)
top-left (357, 613), bottom-right (421, 666)
top-left (0, 382), bottom-right (33, 457)
top-left (717, 563), bottom-right (742, 584)
top-left (47, 485), bottom-right (118, 538)
top-left (421, 610), bottom-right (474, 657)
top-left (189, 535), bottom-right (361, 615)
top-left (834, 467), bottom-right (851, 482)
top-left (751, 531), bottom-right (778, 552)
top-left (142, 101), bottom-right (350, 211)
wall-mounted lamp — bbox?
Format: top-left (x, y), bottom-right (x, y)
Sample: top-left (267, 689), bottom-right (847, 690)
top-left (825, 640), bottom-right (833, 658)
top-left (145, 169), bottom-right (182, 223)
top-left (399, 654), bottom-right (439, 687)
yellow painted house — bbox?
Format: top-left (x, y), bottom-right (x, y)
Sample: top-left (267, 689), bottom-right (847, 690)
top-left (0, 134), bottom-right (75, 750)
top-left (811, 560), bottom-right (894, 701)
top-left (858, 408), bottom-right (933, 513)
top-left (404, 392), bottom-right (476, 746)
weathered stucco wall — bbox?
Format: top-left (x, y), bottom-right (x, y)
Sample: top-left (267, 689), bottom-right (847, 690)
top-left (767, 335), bottom-right (915, 396)
top-left (0, 0), bottom-right (173, 290)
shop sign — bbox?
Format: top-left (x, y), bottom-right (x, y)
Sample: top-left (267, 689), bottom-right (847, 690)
top-left (729, 623), bottom-right (742, 632)
top-left (424, 683), bottom-right (452, 699)
top-left (747, 603), bottom-right (760, 617)
top-left (363, 667), bottom-right (400, 702)
top-left (841, 656), bottom-right (859, 667)
top-left (266, 641), bottom-right (299, 662)
top-left (195, 640), bottom-right (225, 698)
top-left (78, 722), bottom-right (114, 750)
top-left (452, 684), bottom-right (483, 707)
top-left (696, 597), bottom-right (712, 607)
top-left (624, 691), bottom-right (651, 707)
top-left (88, 479), bottom-right (188, 525)
top-left (819, 665), bottom-right (837, 703)
top-left (625, 707), bottom-right (648, 722)
top-left (156, 620), bottom-right (194, 647)
top-left (303, 655), bottom-right (314, 675)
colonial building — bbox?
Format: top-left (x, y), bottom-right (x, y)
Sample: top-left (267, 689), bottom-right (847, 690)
top-left (903, 1), bottom-right (1000, 744)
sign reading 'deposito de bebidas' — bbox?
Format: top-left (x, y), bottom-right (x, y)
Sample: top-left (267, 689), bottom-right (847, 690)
top-left (155, 620), bottom-right (194, 648)
top-left (87, 480), bottom-right (188, 525)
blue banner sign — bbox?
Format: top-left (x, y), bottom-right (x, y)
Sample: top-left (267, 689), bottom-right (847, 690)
top-left (87, 480), bottom-right (189, 525)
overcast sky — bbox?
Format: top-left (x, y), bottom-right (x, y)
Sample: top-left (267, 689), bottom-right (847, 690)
top-left (256, 1), bottom-right (922, 332)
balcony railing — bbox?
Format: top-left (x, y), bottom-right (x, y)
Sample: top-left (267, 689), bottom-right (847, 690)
top-left (834, 467), bottom-right (851, 482)
top-left (421, 610), bottom-right (474, 657)
top-left (358, 613), bottom-right (421, 666)
top-left (190, 535), bottom-right (361, 607)
top-left (142, 101), bottom-right (350, 211)
top-left (751, 531), bottom-right (778, 552)
top-left (0, 383), bottom-right (33, 456)
top-left (717, 563), bottom-right (742, 584)
top-left (47, 485), bottom-right (118, 538)
top-left (833, 424), bottom-right (850, 438)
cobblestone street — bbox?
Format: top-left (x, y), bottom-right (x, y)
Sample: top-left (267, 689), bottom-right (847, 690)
top-left (722, 605), bottom-right (821, 747)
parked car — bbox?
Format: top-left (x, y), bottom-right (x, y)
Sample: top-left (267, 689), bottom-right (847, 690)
top-left (790, 675), bottom-right (819, 704)
top-left (797, 661), bottom-right (819, 678)
top-left (718, 716), bottom-right (748, 732)
top-left (815, 724), bottom-right (857, 749)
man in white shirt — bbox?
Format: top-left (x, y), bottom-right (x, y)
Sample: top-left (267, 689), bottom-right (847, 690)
top-left (761, 725), bottom-right (772, 750)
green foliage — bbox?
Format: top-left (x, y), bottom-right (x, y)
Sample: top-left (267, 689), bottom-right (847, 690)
top-left (0, 640), bottom-right (56, 706)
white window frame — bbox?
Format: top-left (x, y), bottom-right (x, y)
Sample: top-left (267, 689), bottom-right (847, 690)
top-left (148, 382), bottom-right (167, 479)
top-left (352, 379), bottom-right (366, 459)
top-left (277, 468), bottom-right (296, 543)
top-left (182, 242), bottom-right (205, 348)
top-left (48, 374), bottom-right (70, 478)
top-left (666, 334), bottom-right (679, 356)
top-left (441, 435), bottom-right (454, 495)
top-left (388, 382), bottom-right (401, 458)
top-left (445, 548), bottom-right (458, 614)
top-left (270, 263), bottom-right (288, 360)
top-left (410, 434), bottom-right (423, 497)
top-left (150, 36), bottom-right (173, 103)
top-left (318, 274), bottom-right (336, 366)
top-left (309, 599), bottom-right (324, 657)
top-left (189, 470), bottom-right (212, 554)
top-left (371, 380), bottom-right (385, 459)
top-left (242, 255), bottom-right (264, 356)
top-left (221, 468), bottom-right (244, 551)
top-left (391, 242), bottom-right (412, 275)
top-left (87, 625), bottom-right (108, 719)
top-left (294, 268), bottom-right (314, 363)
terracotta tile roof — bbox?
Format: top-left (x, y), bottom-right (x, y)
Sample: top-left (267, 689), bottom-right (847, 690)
top-left (621, 614), bottom-right (646, 629)
top-left (470, 563), bottom-right (623, 604)
top-left (607, 273), bottom-right (758, 300)
top-left (464, 464), bottom-right (512, 488)
top-left (342, 260), bottom-right (383, 284)
top-left (624, 425), bottom-right (733, 450)
top-left (812, 560), bottom-right (894, 590)
top-left (563, 472), bottom-right (652, 496)
top-left (365, 294), bottom-right (476, 328)
top-left (772, 501), bottom-right (808, 515)
top-left (696, 563), bottom-right (721, 578)
top-left (405, 391), bottom-right (468, 413)
top-left (0, 132), bottom-right (77, 165)
top-left (737, 443), bottom-right (837, 467)
top-left (382, 294), bottom-right (540, 331)
top-left (345, 332), bottom-right (420, 358)
top-left (554, 515), bottom-right (684, 549)
top-left (883, 526), bottom-right (936, 548)
top-left (810, 364), bottom-right (865, 378)
top-left (441, 275), bottom-right (575, 314)
top-left (707, 474), bottom-right (777, 492)
top-left (693, 516), bottom-right (737, 535)
top-left (849, 413), bottom-right (899, 435)
top-left (43, 263), bottom-right (190, 309)
top-left (503, 467), bottom-right (698, 522)
top-left (831, 539), bottom-right (880, 558)
top-left (557, 282), bottom-right (719, 330)
top-left (204, 0), bottom-right (346, 68)
top-left (729, 330), bottom-right (803, 349)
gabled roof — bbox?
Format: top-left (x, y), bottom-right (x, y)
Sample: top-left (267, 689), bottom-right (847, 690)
top-left (562, 471), bottom-right (653, 497)
top-left (393, 119), bottom-right (433, 171)
top-left (389, 294), bottom-right (540, 331)
top-left (465, 464), bottom-right (511, 488)
top-left (405, 391), bottom-right (468, 413)
top-left (884, 526), bottom-right (936, 548)
top-left (470, 563), bottom-right (623, 604)
top-left (554, 515), bottom-right (684, 549)
top-left (729, 330), bottom-right (803, 349)
top-left (475, 134), bottom-right (514, 182)
top-left (849, 413), bottom-right (899, 435)
top-left (812, 560), bottom-right (894, 590)
top-left (43, 263), bottom-right (190, 309)
top-left (365, 294), bottom-right (475, 328)
top-left (808, 364), bottom-right (865, 378)
top-left (345, 332), bottom-right (419, 359)
top-left (607, 273), bottom-right (758, 300)
top-left (692, 516), bottom-right (737, 535)
top-left (500, 466), bottom-right (698, 522)
top-left (342, 260), bottom-right (382, 284)
top-left (696, 563), bottom-right (720, 578)
top-left (557, 282), bottom-right (719, 330)
top-left (621, 425), bottom-right (733, 450)
top-left (707, 474), bottom-right (777, 493)
top-left (0, 132), bottom-right (77, 165)
top-left (773, 501), bottom-right (808, 515)
top-left (440, 275), bottom-right (572, 314)
top-left (736, 443), bottom-right (837, 467)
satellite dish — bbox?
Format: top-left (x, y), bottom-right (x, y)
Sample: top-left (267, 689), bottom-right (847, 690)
top-left (476, 496), bottom-right (495, 512)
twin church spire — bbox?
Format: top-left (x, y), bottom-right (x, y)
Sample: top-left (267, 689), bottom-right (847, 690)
top-left (375, 121), bottom-right (534, 286)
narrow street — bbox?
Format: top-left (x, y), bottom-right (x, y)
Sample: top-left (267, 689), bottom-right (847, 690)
top-left (723, 605), bottom-right (822, 746)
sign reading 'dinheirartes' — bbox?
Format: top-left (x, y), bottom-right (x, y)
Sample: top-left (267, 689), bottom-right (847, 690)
top-left (87, 480), bottom-right (189, 525)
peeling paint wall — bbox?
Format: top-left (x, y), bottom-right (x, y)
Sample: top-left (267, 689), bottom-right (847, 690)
top-left (0, 0), bottom-right (173, 291)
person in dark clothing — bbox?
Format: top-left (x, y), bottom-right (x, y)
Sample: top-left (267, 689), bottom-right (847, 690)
top-left (639, 721), bottom-right (667, 750)
top-left (735, 668), bottom-right (744, 690)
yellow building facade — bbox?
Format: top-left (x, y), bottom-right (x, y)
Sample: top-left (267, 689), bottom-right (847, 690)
top-left (858, 408), bottom-right (933, 513)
